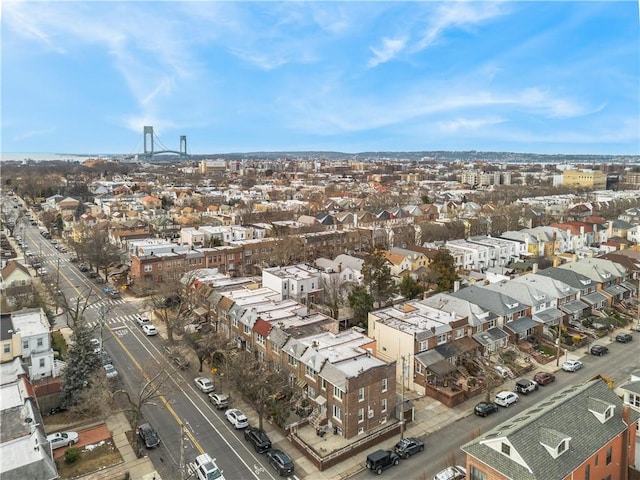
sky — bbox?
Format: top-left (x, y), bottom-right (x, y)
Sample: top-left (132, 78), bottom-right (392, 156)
top-left (1, 1), bottom-right (639, 156)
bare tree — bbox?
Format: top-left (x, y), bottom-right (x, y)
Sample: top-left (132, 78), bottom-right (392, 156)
top-left (143, 280), bottom-right (194, 344)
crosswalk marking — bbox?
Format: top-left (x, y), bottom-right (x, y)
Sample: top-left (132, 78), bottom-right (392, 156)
top-left (86, 313), bottom-right (141, 329)
top-left (67, 297), bottom-right (127, 309)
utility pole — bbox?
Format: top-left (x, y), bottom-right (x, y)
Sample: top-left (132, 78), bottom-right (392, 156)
top-left (400, 355), bottom-right (406, 440)
top-left (556, 314), bottom-right (563, 367)
top-left (180, 423), bottom-right (186, 480)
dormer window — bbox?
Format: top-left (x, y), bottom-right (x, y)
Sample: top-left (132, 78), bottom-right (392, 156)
top-left (587, 397), bottom-right (615, 424)
top-left (539, 428), bottom-right (571, 459)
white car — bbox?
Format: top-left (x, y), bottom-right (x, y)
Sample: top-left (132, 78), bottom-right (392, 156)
top-left (136, 315), bottom-right (150, 327)
top-left (195, 377), bottom-right (215, 393)
top-left (562, 360), bottom-right (583, 372)
top-left (433, 465), bottom-right (466, 480)
top-left (142, 324), bottom-right (158, 336)
top-left (225, 408), bottom-right (249, 429)
top-left (104, 364), bottom-right (118, 379)
top-left (90, 338), bottom-right (101, 353)
top-left (37, 267), bottom-right (48, 276)
top-left (47, 431), bottom-right (79, 449)
top-left (495, 391), bottom-right (519, 407)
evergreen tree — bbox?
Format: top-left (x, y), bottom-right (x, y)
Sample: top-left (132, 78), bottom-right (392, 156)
top-left (348, 284), bottom-right (374, 327)
top-left (361, 248), bottom-right (396, 306)
top-left (425, 248), bottom-right (458, 292)
top-left (399, 275), bottom-right (423, 300)
top-left (60, 323), bottom-right (102, 408)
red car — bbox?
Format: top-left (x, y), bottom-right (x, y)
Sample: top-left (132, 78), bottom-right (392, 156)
top-left (533, 372), bottom-right (555, 386)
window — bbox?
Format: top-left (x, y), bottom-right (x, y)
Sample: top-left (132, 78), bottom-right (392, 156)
top-left (558, 440), bottom-right (566, 454)
top-left (456, 328), bottom-right (464, 339)
top-left (39, 358), bottom-right (45, 368)
top-left (470, 466), bottom-right (487, 480)
top-left (501, 443), bottom-right (511, 456)
top-left (381, 398), bottom-right (387, 413)
top-left (604, 406), bottom-right (613, 420)
top-left (437, 334), bottom-right (447, 345)
top-left (308, 386), bottom-right (315, 399)
top-left (333, 386), bottom-right (344, 400)
top-left (321, 378), bottom-right (326, 391)
top-left (257, 351), bottom-right (264, 362)
top-left (288, 354), bottom-right (297, 367)
top-left (256, 334), bottom-right (265, 346)
top-left (305, 365), bottom-right (315, 378)
top-left (358, 387), bottom-right (365, 402)
top-left (37, 337), bottom-right (43, 347)
top-left (416, 363), bottom-right (423, 375)
top-left (595, 455), bottom-right (598, 466)
top-left (144, 264), bottom-right (152, 272)
top-left (332, 404), bottom-right (342, 421)
top-left (23, 341), bottom-right (28, 350)
top-left (584, 464), bottom-right (589, 480)
top-left (3, 344), bottom-right (10, 353)
top-left (381, 378), bottom-right (388, 392)
top-left (418, 340), bottom-right (427, 352)
top-left (358, 408), bottom-right (364, 423)
top-left (631, 394), bottom-right (640, 408)
top-left (606, 447), bottom-right (612, 465)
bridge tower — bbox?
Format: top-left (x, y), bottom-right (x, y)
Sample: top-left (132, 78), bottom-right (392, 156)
top-left (180, 135), bottom-right (187, 158)
top-left (143, 126), bottom-right (154, 157)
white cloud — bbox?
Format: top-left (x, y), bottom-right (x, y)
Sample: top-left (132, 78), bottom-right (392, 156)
top-left (368, 36), bottom-right (408, 68)
top-left (436, 116), bottom-right (506, 133)
top-left (12, 128), bottom-right (55, 142)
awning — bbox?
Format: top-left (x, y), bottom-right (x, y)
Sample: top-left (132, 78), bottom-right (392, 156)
top-left (533, 308), bottom-right (563, 325)
top-left (582, 292), bottom-right (607, 305)
top-left (314, 395), bottom-right (327, 406)
top-left (505, 316), bottom-right (538, 334)
top-left (473, 327), bottom-right (509, 347)
top-left (296, 378), bottom-right (307, 389)
top-left (621, 280), bottom-right (637, 295)
top-left (427, 360), bottom-right (457, 376)
top-left (560, 299), bottom-right (589, 315)
top-left (604, 284), bottom-right (628, 297)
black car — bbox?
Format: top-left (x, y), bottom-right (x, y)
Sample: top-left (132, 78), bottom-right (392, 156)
top-left (474, 401), bottom-right (499, 417)
top-left (137, 423), bottom-right (160, 448)
top-left (515, 379), bottom-right (539, 395)
top-left (393, 437), bottom-right (424, 459)
top-left (590, 345), bottom-right (609, 356)
top-left (266, 449), bottom-right (294, 476)
top-left (244, 426), bottom-right (272, 453)
top-left (615, 333), bottom-right (633, 343)
top-left (365, 449), bottom-right (400, 474)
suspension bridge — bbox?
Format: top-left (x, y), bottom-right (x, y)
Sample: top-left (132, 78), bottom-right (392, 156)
top-left (123, 126), bottom-right (190, 161)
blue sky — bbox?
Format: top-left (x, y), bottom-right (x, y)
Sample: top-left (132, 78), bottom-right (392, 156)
top-left (2, 1), bottom-right (639, 156)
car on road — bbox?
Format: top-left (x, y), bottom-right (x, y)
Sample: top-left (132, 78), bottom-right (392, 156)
top-left (433, 465), bottom-right (467, 480)
top-left (135, 315), bottom-right (150, 327)
top-left (365, 449), bottom-right (400, 475)
top-left (474, 401), bottom-right (499, 417)
top-left (208, 392), bottom-right (229, 410)
top-left (393, 437), bottom-right (424, 459)
top-left (533, 372), bottom-right (555, 386)
top-left (225, 408), bottom-right (249, 429)
top-left (78, 263), bottom-right (89, 272)
top-left (137, 423), bottom-right (160, 448)
top-left (494, 391), bottom-right (519, 407)
top-left (142, 324), bottom-right (158, 336)
top-left (103, 364), bottom-right (119, 379)
top-left (244, 426), bottom-right (272, 453)
top-left (90, 338), bottom-right (101, 353)
top-left (515, 379), bottom-right (538, 395)
top-left (590, 345), bottom-right (609, 356)
top-left (47, 431), bottom-right (79, 449)
top-left (100, 351), bottom-right (113, 366)
top-left (194, 377), bottom-right (215, 393)
top-left (266, 449), bottom-right (295, 477)
top-left (194, 453), bottom-right (225, 480)
top-left (37, 267), bottom-right (47, 276)
top-left (615, 333), bottom-right (633, 343)
top-left (562, 359), bottom-right (583, 372)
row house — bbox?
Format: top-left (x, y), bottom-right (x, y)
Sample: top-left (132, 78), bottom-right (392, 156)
top-left (0, 309), bottom-right (56, 380)
top-left (526, 226), bottom-right (572, 257)
top-left (0, 261), bottom-right (34, 311)
top-left (445, 239), bottom-right (492, 272)
top-left (468, 236), bottom-right (526, 268)
top-left (536, 267), bottom-right (600, 319)
top-left (462, 379), bottom-right (639, 480)
top-left (511, 273), bottom-right (581, 325)
top-left (484, 279), bottom-right (563, 336)
top-left (421, 293), bottom-right (507, 354)
top-left (558, 257), bottom-right (630, 306)
top-left (500, 230), bottom-right (542, 257)
top-left (368, 300), bottom-right (473, 395)
top-left (262, 264), bottom-right (324, 305)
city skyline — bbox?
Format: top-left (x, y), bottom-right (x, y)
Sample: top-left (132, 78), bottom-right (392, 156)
top-left (2, 1), bottom-right (639, 156)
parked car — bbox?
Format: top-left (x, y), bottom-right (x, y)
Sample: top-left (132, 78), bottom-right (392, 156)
top-left (90, 338), bottom-right (101, 354)
top-left (47, 431), bottom-right (79, 449)
top-left (78, 263), bottom-right (89, 272)
top-left (615, 333), bottom-right (633, 343)
top-left (590, 345), bottom-right (609, 356)
top-left (515, 379), bottom-right (538, 395)
top-left (208, 392), bottom-right (229, 410)
top-left (37, 267), bottom-right (48, 276)
top-left (365, 449), bottom-right (400, 475)
top-left (136, 315), bottom-right (150, 327)
top-left (100, 351), bottom-right (113, 366)
top-left (225, 408), bottom-right (249, 429)
top-left (137, 423), bottom-right (160, 448)
top-left (474, 401), bottom-right (499, 417)
top-left (244, 426), bottom-right (272, 453)
top-left (494, 391), bottom-right (519, 407)
top-left (195, 377), bottom-right (215, 393)
top-left (433, 465), bottom-right (467, 480)
top-left (533, 372), bottom-right (555, 386)
top-left (164, 346), bottom-right (189, 369)
top-left (266, 449), bottom-right (294, 476)
top-left (103, 364), bottom-right (118, 379)
top-left (393, 437), bottom-right (424, 459)
top-left (142, 324), bottom-right (158, 336)
top-left (562, 359), bottom-right (583, 372)
top-left (494, 365), bottom-right (510, 378)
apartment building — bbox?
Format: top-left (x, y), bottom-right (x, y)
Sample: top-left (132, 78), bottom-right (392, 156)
top-left (462, 379), bottom-right (639, 480)
top-left (562, 168), bottom-right (607, 190)
top-left (262, 264), bottom-right (324, 305)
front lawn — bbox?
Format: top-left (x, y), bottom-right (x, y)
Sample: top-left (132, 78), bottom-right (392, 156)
top-left (55, 439), bottom-right (122, 479)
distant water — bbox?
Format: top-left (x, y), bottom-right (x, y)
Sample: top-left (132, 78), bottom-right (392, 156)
top-left (1, 152), bottom-right (101, 162)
